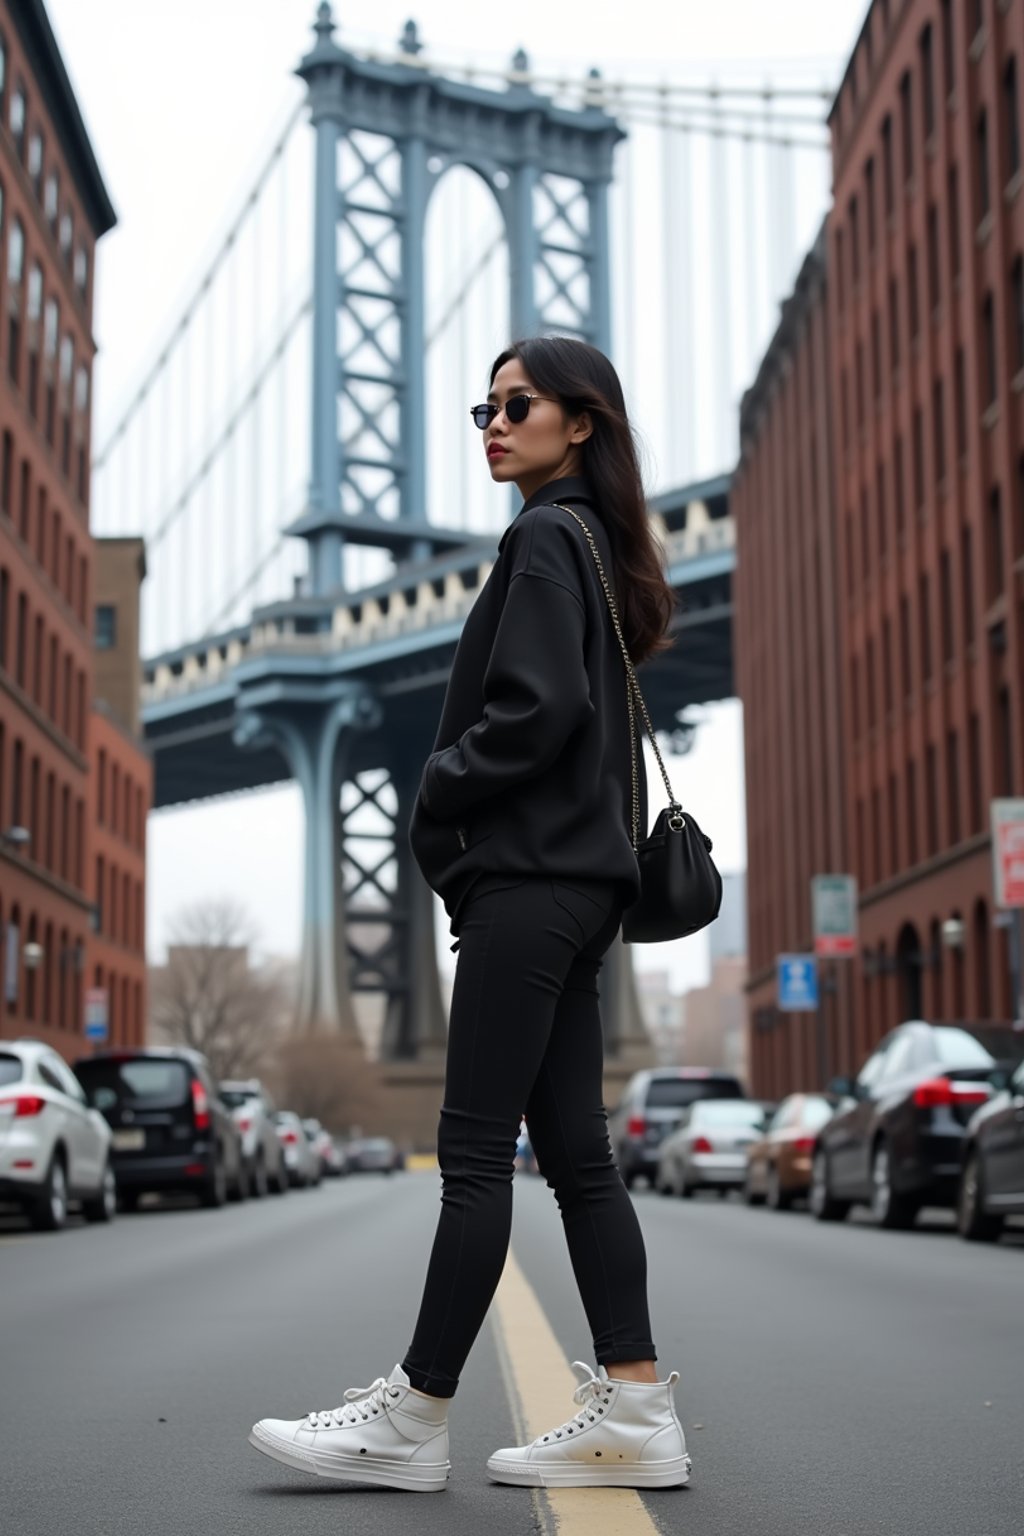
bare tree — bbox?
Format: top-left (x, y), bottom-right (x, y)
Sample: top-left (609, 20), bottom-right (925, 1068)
top-left (268, 1029), bottom-right (383, 1136)
top-left (148, 899), bottom-right (291, 1080)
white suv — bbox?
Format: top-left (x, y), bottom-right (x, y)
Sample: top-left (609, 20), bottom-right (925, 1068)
top-left (0, 1040), bottom-right (116, 1230)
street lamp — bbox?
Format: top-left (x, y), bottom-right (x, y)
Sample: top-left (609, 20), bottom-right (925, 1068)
top-left (22, 942), bottom-right (44, 970)
top-left (1, 825), bottom-right (31, 852)
top-left (940, 916), bottom-right (966, 951)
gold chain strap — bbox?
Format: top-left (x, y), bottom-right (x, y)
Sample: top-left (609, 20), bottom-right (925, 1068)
top-left (551, 504), bottom-right (681, 852)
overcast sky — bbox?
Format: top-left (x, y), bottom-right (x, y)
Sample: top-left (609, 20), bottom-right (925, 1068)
top-left (46, 0), bottom-right (868, 995)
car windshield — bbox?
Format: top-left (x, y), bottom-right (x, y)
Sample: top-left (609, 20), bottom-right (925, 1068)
top-left (219, 1089), bottom-right (256, 1109)
top-left (802, 1097), bottom-right (836, 1130)
top-left (364, 1138), bottom-right (392, 1152)
top-left (646, 1077), bottom-right (742, 1108)
top-left (930, 1028), bottom-right (996, 1070)
top-left (76, 1057), bottom-right (191, 1110)
top-left (0, 1054), bottom-right (24, 1087)
top-left (691, 1102), bottom-right (766, 1127)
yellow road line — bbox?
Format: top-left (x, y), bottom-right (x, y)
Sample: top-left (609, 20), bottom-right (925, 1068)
top-left (491, 1245), bottom-right (664, 1536)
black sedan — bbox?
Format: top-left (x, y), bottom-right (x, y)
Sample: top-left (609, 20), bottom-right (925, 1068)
top-left (810, 1021), bottom-right (1023, 1229)
top-left (958, 1056), bottom-right (1024, 1241)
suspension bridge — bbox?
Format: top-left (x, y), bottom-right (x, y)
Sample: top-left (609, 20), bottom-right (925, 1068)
top-left (90, 3), bottom-right (835, 1108)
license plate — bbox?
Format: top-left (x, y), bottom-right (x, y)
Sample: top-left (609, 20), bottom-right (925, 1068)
top-left (112, 1128), bottom-right (145, 1151)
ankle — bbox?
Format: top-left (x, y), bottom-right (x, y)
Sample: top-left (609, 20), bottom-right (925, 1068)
top-left (605, 1362), bottom-right (659, 1385)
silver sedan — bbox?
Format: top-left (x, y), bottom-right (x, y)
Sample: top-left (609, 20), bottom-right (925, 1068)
top-left (656, 1100), bottom-right (768, 1198)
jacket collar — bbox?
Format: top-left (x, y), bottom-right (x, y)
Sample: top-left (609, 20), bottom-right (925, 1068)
top-left (499, 474), bottom-right (597, 551)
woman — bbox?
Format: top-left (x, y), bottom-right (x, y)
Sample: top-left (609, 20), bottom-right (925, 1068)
top-left (250, 335), bottom-right (691, 1492)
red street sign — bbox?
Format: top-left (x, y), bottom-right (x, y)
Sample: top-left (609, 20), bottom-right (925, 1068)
top-left (815, 934), bottom-right (858, 957)
top-left (992, 800), bottom-right (1024, 909)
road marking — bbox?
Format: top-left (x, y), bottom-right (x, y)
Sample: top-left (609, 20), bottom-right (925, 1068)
top-left (491, 1245), bottom-right (662, 1536)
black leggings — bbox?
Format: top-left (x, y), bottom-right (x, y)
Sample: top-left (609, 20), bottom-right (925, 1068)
top-left (402, 872), bottom-right (657, 1398)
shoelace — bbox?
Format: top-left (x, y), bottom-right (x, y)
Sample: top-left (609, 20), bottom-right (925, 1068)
top-left (535, 1362), bottom-right (612, 1444)
top-left (305, 1376), bottom-right (400, 1429)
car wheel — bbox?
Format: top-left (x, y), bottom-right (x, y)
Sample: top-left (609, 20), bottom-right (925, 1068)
top-left (231, 1156), bottom-right (250, 1202)
top-left (83, 1160), bottom-right (117, 1223)
top-left (251, 1154), bottom-right (268, 1199)
top-left (117, 1189), bottom-right (140, 1214)
top-left (870, 1141), bottom-right (919, 1230)
top-left (744, 1168), bottom-right (765, 1206)
top-left (201, 1156), bottom-right (228, 1208)
top-left (957, 1149), bottom-right (1003, 1243)
top-left (767, 1164), bottom-right (792, 1212)
top-left (679, 1175), bottom-right (694, 1199)
top-left (810, 1147), bottom-right (850, 1223)
top-left (656, 1172), bottom-right (674, 1197)
top-left (31, 1150), bottom-right (69, 1231)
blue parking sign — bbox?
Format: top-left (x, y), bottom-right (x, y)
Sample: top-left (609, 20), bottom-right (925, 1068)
top-left (776, 954), bottom-right (819, 1012)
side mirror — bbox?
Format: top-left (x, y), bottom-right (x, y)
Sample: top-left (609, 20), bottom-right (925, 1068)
top-left (827, 1075), bottom-right (855, 1099)
top-left (988, 1066), bottom-right (1010, 1093)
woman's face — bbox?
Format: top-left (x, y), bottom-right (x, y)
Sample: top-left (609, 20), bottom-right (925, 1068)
top-left (483, 359), bottom-right (591, 500)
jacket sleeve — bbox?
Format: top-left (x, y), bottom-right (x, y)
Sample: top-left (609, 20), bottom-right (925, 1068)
top-left (420, 571), bottom-right (593, 820)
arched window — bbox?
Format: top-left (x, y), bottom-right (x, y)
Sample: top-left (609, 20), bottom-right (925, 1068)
top-left (973, 899), bottom-right (991, 1018)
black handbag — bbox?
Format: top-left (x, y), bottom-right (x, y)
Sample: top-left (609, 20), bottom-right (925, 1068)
top-left (553, 504), bottom-right (724, 944)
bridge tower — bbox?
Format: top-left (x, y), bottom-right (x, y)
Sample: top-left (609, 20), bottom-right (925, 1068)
top-left (236, 4), bottom-right (650, 1074)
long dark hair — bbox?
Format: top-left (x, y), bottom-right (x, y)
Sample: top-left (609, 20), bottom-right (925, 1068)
top-left (489, 336), bottom-right (676, 663)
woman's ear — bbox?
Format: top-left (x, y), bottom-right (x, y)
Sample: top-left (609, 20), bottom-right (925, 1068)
top-left (569, 410), bottom-right (593, 445)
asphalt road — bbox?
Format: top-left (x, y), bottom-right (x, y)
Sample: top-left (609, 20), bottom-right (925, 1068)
top-left (2, 1173), bottom-right (1021, 1536)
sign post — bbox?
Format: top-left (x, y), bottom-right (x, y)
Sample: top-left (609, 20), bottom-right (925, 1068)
top-left (84, 987), bottom-right (109, 1049)
top-left (991, 800), bottom-right (1024, 1025)
top-left (810, 875), bottom-right (859, 1089)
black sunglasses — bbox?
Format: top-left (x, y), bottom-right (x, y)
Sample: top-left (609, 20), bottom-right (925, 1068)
top-left (469, 393), bottom-right (557, 430)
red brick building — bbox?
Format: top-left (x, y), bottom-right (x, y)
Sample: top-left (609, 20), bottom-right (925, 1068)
top-left (0, 1), bottom-right (130, 1053)
top-left (736, 0), bottom-right (1024, 1096)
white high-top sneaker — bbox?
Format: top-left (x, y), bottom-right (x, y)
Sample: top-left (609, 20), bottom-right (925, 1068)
top-left (249, 1363), bottom-right (450, 1492)
top-left (487, 1361), bottom-right (691, 1489)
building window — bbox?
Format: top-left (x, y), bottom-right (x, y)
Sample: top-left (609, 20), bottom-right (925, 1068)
top-left (996, 685), bottom-right (1013, 796)
top-left (888, 277), bottom-right (900, 371)
top-left (849, 194), bottom-right (860, 284)
top-left (73, 246), bottom-right (88, 296)
top-left (941, 0), bottom-right (954, 96)
top-left (865, 157), bottom-right (876, 251)
top-left (968, 712), bottom-right (982, 832)
top-left (27, 129), bottom-right (43, 195)
top-left (894, 433), bottom-right (905, 536)
top-left (9, 83), bottom-right (25, 161)
top-left (933, 378), bottom-right (945, 483)
top-left (977, 109), bottom-right (991, 220)
top-left (882, 114), bottom-right (894, 216)
top-left (876, 462), bottom-right (887, 556)
top-left (919, 572), bottom-right (932, 682)
top-left (988, 485), bottom-right (1004, 601)
top-left (900, 70), bottom-right (913, 181)
top-left (955, 346), bottom-right (967, 457)
top-left (925, 742), bottom-right (939, 855)
top-left (940, 548), bottom-right (954, 662)
top-left (44, 167), bottom-right (59, 230)
top-left (1014, 256), bottom-right (1024, 374)
top-left (906, 759), bottom-right (918, 865)
top-left (1006, 58), bottom-right (1021, 180)
top-left (95, 604), bottom-right (116, 650)
top-left (900, 593), bottom-right (912, 697)
top-left (921, 23), bottom-right (935, 140)
top-left (948, 166), bottom-right (961, 279)
top-left (883, 615), bottom-right (893, 711)
top-left (913, 406), bottom-right (925, 507)
top-left (871, 308), bottom-right (882, 400)
top-left (982, 291), bottom-right (997, 405)
top-left (947, 730), bottom-right (961, 845)
top-left (927, 203), bottom-right (940, 311)
top-left (7, 217), bottom-right (23, 386)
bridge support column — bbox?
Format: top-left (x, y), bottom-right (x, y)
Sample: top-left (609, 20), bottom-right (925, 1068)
top-left (378, 752), bottom-right (448, 1061)
top-left (601, 934), bottom-right (652, 1065)
top-left (234, 685), bottom-right (381, 1037)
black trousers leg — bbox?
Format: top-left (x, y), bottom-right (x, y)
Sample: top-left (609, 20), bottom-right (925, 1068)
top-left (401, 874), bottom-right (656, 1398)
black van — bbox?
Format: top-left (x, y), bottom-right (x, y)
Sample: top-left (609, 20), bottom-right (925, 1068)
top-left (73, 1048), bottom-right (246, 1210)
top-left (608, 1068), bottom-right (746, 1189)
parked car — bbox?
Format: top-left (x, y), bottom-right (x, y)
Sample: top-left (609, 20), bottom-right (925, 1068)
top-left (957, 1056), bottom-right (1024, 1242)
top-left (274, 1111), bottom-right (322, 1188)
top-left (323, 1136), bottom-right (349, 1177)
top-left (657, 1099), bottom-right (769, 1197)
top-left (0, 1039), bottom-right (117, 1230)
top-left (74, 1048), bottom-right (247, 1210)
top-left (302, 1117), bottom-right (335, 1179)
top-left (609, 1068), bottom-right (746, 1189)
top-left (744, 1093), bottom-right (837, 1209)
top-left (810, 1021), bottom-right (1024, 1229)
top-left (220, 1080), bottom-right (288, 1196)
top-left (346, 1135), bottom-right (397, 1173)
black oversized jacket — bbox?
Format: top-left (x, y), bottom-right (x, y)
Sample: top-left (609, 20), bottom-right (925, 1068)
top-left (408, 474), bottom-right (649, 936)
